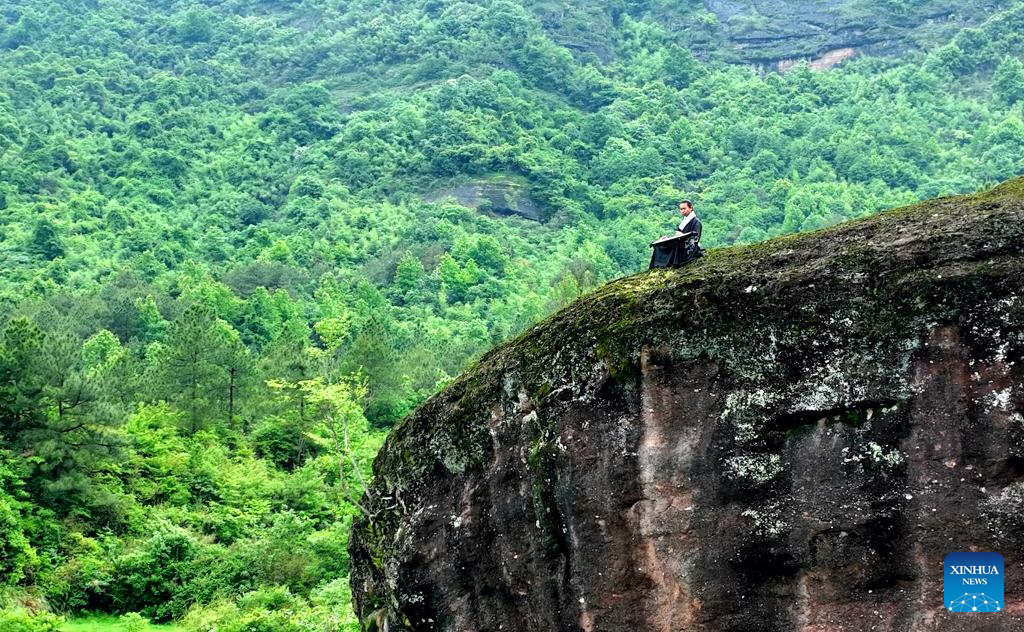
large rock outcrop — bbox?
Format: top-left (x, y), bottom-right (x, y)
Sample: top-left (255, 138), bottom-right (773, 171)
top-left (350, 179), bottom-right (1024, 631)
top-left (423, 178), bottom-right (542, 221)
top-left (698, 0), bottom-right (972, 67)
top-left (529, 0), bottom-right (1002, 69)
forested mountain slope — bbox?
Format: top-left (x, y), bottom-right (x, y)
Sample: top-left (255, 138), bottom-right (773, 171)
top-left (1, 0), bottom-right (1024, 629)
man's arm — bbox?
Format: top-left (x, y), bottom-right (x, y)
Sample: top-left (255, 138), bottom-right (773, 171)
top-left (689, 218), bottom-right (702, 242)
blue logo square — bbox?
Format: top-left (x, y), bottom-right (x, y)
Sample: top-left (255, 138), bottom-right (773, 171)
top-left (944, 552), bottom-right (1004, 613)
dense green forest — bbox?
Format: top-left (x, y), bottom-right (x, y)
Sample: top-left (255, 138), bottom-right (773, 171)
top-left (2, 0), bottom-right (1024, 629)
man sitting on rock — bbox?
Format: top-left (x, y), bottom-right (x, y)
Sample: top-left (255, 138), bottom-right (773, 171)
top-left (649, 199), bottom-right (705, 269)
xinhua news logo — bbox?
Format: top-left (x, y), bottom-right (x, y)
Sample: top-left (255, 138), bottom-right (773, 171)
top-left (944, 552), bottom-right (1004, 613)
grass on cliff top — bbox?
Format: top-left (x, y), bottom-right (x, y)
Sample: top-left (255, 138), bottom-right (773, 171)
top-left (618, 175), bottom-right (1024, 287)
top-left (466, 175), bottom-right (1024, 375)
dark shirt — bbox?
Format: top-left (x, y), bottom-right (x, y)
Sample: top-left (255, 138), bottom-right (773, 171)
top-left (650, 215), bottom-right (704, 269)
top-left (677, 215), bottom-right (702, 245)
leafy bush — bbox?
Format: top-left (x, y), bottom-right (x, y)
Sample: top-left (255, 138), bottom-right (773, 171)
top-left (39, 532), bottom-right (112, 612)
top-left (0, 609), bottom-right (64, 632)
top-left (0, 491), bottom-right (36, 586)
top-left (182, 590), bottom-right (305, 632)
top-left (107, 524), bottom-right (199, 621)
top-left (120, 611), bottom-right (151, 632)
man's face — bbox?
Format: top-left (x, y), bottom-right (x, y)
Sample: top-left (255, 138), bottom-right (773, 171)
top-left (679, 202), bottom-right (692, 216)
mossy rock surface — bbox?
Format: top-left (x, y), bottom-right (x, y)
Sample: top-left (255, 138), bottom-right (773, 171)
top-left (350, 177), bottom-right (1024, 631)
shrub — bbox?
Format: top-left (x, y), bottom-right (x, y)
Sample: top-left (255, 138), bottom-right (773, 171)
top-left (39, 532), bottom-right (112, 612)
top-left (182, 592), bottom-right (305, 632)
top-left (0, 609), bottom-right (64, 632)
top-left (107, 523), bottom-right (199, 621)
top-left (237, 585), bottom-right (298, 612)
top-left (0, 492), bottom-right (37, 586)
top-left (120, 611), bottom-right (151, 632)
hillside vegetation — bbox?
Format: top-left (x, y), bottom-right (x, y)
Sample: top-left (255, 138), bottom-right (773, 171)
top-left (1, 0), bottom-right (1024, 630)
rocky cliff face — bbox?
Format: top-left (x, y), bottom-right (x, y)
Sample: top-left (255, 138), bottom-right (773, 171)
top-left (698, 0), bottom-right (984, 66)
top-left (423, 178), bottom-right (542, 221)
top-left (529, 0), bottom-right (1006, 69)
top-left (349, 178), bottom-right (1024, 631)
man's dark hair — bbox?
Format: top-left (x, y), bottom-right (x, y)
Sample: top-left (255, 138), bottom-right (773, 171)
top-left (680, 199), bottom-right (693, 208)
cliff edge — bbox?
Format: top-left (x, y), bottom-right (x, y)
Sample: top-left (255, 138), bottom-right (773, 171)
top-left (350, 178), bottom-right (1024, 631)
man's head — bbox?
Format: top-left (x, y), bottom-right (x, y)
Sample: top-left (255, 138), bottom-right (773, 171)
top-left (679, 199), bottom-right (693, 216)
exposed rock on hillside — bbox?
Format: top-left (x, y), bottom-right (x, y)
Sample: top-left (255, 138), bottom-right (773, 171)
top-left (582, 0), bottom-right (1003, 68)
top-left (701, 0), bottom-right (973, 65)
top-left (350, 178), bottom-right (1024, 631)
top-left (423, 178), bottom-right (542, 221)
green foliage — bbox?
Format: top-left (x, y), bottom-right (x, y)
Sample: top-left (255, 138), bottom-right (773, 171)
top-left (30, 221), bottom-right (64, 261)
top-left (107, 524), bottom-right (199, 621)
top-left (0, 609), bottom-right (64, 632)
top-left (120, 612), bottom-right (150, 632)
top-left (62, 614), bottom-right (183, 631)
top-left (0, 457), bottom-right (37, 586)
top-left (175, 8), bottom-right (216, 44)
top-left (994, 57), bottom-right (1024, 105)
top-left (152, 305), bottom-right (252, 433)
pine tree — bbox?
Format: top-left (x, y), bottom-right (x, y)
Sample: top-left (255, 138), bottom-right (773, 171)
top-left (155, 304), bottom-right (249, 433)
top-left (0, 318), bottom-right (45, 444)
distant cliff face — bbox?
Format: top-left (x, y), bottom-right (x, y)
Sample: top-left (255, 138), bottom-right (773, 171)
top-left (350, 179), bottom-right (1024, 631)
top-left (698, 0), bottom-right (985, 66)
top-left (423, 178), bottom-right (542, 221)
top-left (531, 0), bottom-right (1005, 69)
